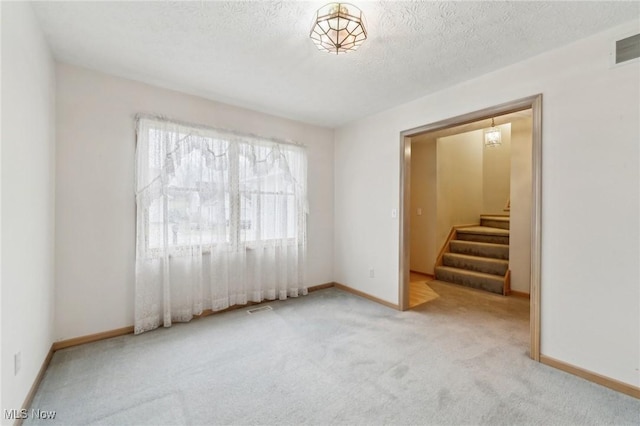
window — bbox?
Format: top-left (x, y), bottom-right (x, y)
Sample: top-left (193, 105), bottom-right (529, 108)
top-left (136, 117), bottom-right (307, 254)
top-left (134, 116), bottom-right (308, 333)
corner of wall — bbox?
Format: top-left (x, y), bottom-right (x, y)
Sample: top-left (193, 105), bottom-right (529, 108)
top-left (1, 1), bottom-right (57, 417)
top-left (0, 1), bottom-right (3, 418)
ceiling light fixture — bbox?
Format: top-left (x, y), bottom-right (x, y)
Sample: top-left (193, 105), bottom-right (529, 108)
top-left (310, 3), bottom-right (367, 55)
top-left (484, 118), bottom-right (502, 147)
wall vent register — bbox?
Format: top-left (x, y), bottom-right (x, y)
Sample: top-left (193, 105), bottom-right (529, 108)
top-left (615, 33), bottom-right (640, 64)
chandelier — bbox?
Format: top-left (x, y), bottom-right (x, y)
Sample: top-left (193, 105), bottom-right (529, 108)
top-left (484, 117), bottom-right (502, 147)
top-left (310, 3), bottom-right (367, 54)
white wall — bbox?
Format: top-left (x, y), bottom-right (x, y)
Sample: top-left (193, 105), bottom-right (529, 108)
top-left (55, 64), bottom-right (334, 341)
top-left (1, 2), bottom-right (56, 418)
top-left (1, 3), bottom-right (3, 414)
top-left (409, 139), bottom-right (437, 274)
top-left (436, 131), bottom-right (483, 249)
top-left (483, 124), bottom-right (511, 215)
top-left (334, 21), bottom-right (639, 387)
top-left (510, 118), bottom-right (532, 293)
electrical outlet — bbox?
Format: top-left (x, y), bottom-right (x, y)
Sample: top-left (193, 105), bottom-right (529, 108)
top-left (369, 268), bottom-right (375, 278)
top-left (14, 352), bottom-right (21, 375)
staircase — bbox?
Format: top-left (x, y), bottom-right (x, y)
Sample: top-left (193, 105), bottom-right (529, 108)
top-left (435, 216), bottom-right (510, 295)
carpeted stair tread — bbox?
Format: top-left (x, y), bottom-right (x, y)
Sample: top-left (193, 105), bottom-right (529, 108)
top-left (437, 218), bottom-right (510, 294)
top-left (480, 215), bottom-right (510, 222)
top-left (457, 226), bottom-right (509, 236)
top-left (435, 266), bottom-right (504, 294)
top-left (443, 253), bottom-right (509, 276)
top-left (456, 226), bottom-right (509, 244)
top-left (450, 240), bottom-right (509, 260)
top-left (480, 215), bottom-right (510, 230)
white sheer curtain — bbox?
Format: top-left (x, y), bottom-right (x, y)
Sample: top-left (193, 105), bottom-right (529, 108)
top-left (134, 116), bottom-right (308, 334)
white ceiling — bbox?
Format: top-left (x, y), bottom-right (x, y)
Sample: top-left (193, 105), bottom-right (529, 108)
top-left (32, 1), bottom-right (638, 128)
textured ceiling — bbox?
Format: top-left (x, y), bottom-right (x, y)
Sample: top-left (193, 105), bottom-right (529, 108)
top-left (32, 1), bottom-right (638, 127)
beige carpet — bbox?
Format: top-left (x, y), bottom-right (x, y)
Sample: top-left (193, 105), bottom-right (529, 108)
top-left (25, 285), bottom-right (639, 425)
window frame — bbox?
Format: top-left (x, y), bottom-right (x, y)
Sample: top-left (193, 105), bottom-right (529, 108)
top-left (139, 120), bottom-right (304, 254)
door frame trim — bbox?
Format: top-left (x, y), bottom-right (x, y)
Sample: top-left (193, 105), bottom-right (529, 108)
top-left (398, 94), bottom-right (542, 361)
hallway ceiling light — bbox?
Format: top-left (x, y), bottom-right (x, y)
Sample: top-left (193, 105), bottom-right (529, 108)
top-left (310, 3), bottom-right (367, 55)
top-left (484, 118), bottom-right (502, 147)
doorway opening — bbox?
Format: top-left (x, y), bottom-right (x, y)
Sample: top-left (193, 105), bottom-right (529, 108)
top-left (398, 95), bottom-right (542, 360)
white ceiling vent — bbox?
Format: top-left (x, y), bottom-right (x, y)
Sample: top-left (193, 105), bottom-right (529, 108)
top-left (615, 33), bottom-right (640, 64)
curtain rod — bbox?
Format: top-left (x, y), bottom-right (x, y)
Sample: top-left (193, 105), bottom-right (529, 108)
top-left (135, 113), bottom-right (306, 149)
